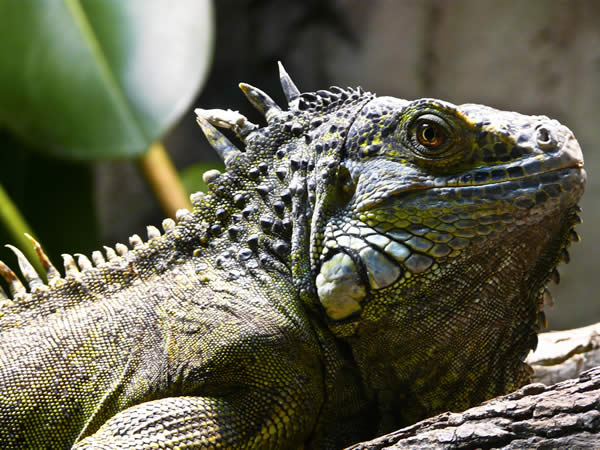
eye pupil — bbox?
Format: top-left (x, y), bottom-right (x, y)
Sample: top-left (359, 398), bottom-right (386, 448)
top-left (423, 126), bottom-right (436, 141)
top-left (417, 121), bottom-right (444, 148)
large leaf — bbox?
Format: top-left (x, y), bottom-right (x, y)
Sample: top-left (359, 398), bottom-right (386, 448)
top-left (0, 0), bottom-right (214, 160)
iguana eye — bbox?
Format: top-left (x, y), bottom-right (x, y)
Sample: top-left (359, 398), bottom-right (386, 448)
top-left (416, 118), bottom-right (446, 149)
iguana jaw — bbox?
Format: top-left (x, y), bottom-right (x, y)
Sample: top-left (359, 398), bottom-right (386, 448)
top-left (315, 142), bottom-right (585, 328)
top-left (344, 200), bottom-right (582, 428)
top-left (316, 163), bottom-right (584, 324)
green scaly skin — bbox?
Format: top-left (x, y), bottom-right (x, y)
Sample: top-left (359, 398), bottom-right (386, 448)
top-left (0, 66), bottom-right (585, 448)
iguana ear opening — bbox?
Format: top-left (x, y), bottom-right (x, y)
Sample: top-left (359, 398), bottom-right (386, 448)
top-left (316, 251), bottom-right (366, 320)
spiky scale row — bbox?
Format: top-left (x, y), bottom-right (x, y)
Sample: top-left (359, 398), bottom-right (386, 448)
top-left (194, 70), bottom-right (373, 284)
top-left (0, 258), bottom-right (26, 298)
top-left (188, 71), bottom-right (321, 274)
top-left (0, 215), bottom-right (181, 302)
top-left (25, 233), bottom-right (60, 283)
top-left (6, 245), bottom-right (45, 292)
top-left (193, 64), bottom-right (294, 168)
top-left (196, 62), bottom-right (368, 182)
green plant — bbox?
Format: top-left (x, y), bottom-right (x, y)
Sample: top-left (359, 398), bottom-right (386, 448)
top-left (0, 0), bottom-right (214, 273)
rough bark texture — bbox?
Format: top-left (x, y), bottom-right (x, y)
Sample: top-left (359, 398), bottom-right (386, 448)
top-left (529, 323), bottom-right (600, 386)
top-left (350, 323), bottom-right (600, 449)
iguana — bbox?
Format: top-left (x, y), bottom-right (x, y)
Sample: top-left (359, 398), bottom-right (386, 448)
top-left (0, 64), bottom-right (585, 449)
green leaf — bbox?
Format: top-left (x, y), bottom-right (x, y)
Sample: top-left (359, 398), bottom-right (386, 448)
top-left (0, 183), bottom-right (43, 276)
top-left (0, 0), bottom-right (214, 160)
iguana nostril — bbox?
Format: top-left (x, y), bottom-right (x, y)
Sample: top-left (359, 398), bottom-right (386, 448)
top-left (536, 126), bottom-right (556, 150)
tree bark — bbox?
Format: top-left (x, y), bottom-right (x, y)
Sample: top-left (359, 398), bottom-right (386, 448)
top-left (528, 322), bottom-right (600, 386)
top-left (349, 323), bottom-right (600, 449)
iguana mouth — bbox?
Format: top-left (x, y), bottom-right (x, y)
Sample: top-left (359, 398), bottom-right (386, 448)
top-left (357, 165), bottom-right (585, 213)
top-left (329, 165), bottom-right (585, 296)
top-left (439, 165), bottom-right (587, 200)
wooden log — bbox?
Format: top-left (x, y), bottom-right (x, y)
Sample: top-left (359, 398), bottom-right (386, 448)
top-left (528, 323), bottom-right (600, 385)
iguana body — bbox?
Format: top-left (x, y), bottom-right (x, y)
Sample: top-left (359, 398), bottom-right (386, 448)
top-left (0, 65), bottom-right (585, 448)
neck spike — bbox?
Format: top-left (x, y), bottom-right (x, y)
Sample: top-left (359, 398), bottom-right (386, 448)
top-left (0, 259), bottom-right (26, 297)
top-left (278, 61), bottom-right (300, 103)
top-left (25, 233), bottom-right (61, 283)
top-left (239, 83), bottom-right (281, 120)
top-left (195, 108), bottom-right (257, 142)
top-left (195, 113), bottom-right (243, 166)
top-left (5, 245), bottom-right (44, 292)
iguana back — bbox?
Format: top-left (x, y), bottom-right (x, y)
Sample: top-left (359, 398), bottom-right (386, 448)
top-left (0, 65), bottom-right (586, 448)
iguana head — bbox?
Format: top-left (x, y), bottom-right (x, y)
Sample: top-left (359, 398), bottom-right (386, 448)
top-left (312, 95), bottom-right (585, 421)
top-left (315, 96), bottom-right (585, 322)
top-left (194, 65), bottom-right (585, 424)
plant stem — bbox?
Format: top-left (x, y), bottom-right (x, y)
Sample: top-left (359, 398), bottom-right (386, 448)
top-left (0, 184), bottom-right (44, 275)
top-left (137, 141), bottom-right (192, 219)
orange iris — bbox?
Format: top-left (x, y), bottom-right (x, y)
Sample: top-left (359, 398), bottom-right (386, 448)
top-left (417, 121), bottom-right (445, 148)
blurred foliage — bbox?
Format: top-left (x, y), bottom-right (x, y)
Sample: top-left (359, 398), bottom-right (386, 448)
top-left (0, 0), bottom-right (214, 159)
top-left (0, 0), bottom-right (214, 275)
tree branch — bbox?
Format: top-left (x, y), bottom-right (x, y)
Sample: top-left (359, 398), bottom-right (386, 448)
top-left (528, 322), bottom-right (600, 386)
